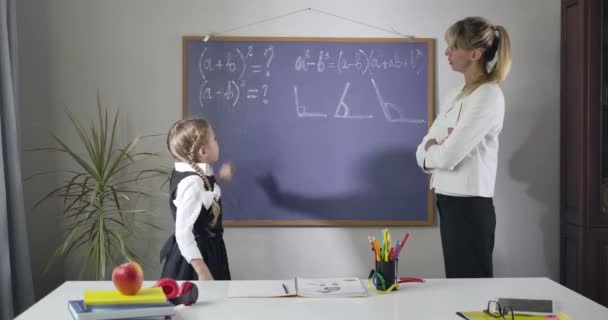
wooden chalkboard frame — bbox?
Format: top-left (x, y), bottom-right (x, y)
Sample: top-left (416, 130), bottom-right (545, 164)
top-left (182, 36), bottom-right (436, 227)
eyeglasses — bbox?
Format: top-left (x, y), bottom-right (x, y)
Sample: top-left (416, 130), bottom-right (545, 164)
top-left (484, 300), bottom-right (515, 320)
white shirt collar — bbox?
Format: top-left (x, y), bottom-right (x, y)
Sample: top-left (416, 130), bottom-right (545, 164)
top-left (174, 162), bottom-right (214, 176)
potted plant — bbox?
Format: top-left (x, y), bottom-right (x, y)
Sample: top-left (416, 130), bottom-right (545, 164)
top-left (28, 95), bottom-right (167, 280)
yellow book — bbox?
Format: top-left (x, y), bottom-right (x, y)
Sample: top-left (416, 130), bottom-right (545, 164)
top-left (84, 287), bottom-right (167, 306)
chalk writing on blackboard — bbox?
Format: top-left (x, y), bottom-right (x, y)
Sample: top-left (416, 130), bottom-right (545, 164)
top-left (295, 49), bottom-right (426, 76)
top-left (294, 85), bottom-right (328, 118)
top-left (371, 79), bottom-right (427, 124)
top-left (196, 45), bottom-right (426, 123)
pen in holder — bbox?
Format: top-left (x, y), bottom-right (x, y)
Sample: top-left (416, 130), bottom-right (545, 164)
top-left (374, 259), bottom-right (398, 291)
top-left (368, 230), bottom-right (410, 292)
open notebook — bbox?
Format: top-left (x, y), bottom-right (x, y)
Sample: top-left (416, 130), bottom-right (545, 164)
top-left (227, 278), bottom-right (367, 298)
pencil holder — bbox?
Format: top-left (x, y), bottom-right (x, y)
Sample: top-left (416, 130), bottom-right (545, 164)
top-left (374, 260), bottom-right (398, 291)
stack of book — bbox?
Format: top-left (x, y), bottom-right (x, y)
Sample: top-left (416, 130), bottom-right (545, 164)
top-left (68, 287), bottom-right (176, 320)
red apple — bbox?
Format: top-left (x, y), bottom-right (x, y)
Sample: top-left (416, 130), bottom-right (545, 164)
top-left (112, 261), bottom-right (144, 295)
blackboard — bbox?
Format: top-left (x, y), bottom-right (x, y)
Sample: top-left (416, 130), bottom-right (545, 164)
top-left (182, 37), bottom-right (435, 226)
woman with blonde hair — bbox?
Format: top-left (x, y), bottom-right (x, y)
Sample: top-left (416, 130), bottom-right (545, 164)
top-left (416, 17), bottom-right (512, 278)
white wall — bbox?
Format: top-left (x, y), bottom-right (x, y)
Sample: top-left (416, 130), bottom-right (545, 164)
top-left (17, 0), bottom-right (560, 298)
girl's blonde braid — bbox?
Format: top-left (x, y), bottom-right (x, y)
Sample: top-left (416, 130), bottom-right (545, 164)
top-left (187, 134), bottom-right (221, 226)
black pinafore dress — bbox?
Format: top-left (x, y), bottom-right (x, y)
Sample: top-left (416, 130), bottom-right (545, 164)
top-left (160, 170), bottom-right (231, 280)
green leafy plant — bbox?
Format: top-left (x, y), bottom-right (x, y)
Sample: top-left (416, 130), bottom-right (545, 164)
top-left (28, 95), bottom-right (167, 280)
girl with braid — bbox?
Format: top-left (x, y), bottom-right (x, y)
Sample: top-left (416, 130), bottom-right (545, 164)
top-left (160, 118), bottom-right (235, 280)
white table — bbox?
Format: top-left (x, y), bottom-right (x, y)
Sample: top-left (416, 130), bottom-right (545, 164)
top-left (15, 278), bottom-right (608, 320)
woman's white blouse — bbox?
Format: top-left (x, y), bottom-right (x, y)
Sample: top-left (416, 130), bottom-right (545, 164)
top-left (415, 83), bottom-right (505, 197)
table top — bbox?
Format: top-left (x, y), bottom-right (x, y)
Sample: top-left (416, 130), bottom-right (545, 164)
top-left (15, 277), bottom-right (608, 320)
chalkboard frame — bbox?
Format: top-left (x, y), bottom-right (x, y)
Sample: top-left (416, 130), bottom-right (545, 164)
top-left (182, 36), bottom-right (436, 227)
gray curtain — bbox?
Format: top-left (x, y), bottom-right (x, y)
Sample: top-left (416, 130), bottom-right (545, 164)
top-left (0, 0), bottom-right (35, 319)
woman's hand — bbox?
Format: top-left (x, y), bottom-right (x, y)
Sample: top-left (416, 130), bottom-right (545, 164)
top-left (218, 162), bottom-right (235, 182)
top-left (424, 138), bottom-right (439, 151)
top-left (447, 127), bottom-right (454, 137)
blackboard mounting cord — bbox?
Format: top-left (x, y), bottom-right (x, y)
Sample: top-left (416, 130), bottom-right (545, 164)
top-left (200, 7), bottom-right (416, 40)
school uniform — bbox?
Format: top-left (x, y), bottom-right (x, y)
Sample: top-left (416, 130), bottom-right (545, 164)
top-left (415, 83), bottom-right (505, 278)
top-left (160, 162), bottom-right (231, 280)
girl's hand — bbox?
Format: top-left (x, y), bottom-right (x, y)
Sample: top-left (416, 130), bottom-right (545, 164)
top-left (218, 162), bottom-right (235, 182)
top-left (197, 270), bottom-right (214, 281)
top-left (191, 258), bottom-right (214, 280)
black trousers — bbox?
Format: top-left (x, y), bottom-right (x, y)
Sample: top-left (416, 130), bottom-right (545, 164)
top-left (436, 194), bottom-right (496, 278)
